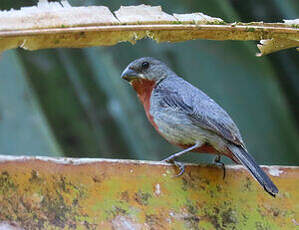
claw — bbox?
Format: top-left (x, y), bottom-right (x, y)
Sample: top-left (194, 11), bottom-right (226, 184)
top-left (161, 142), bottom-right (200, 177)
top-left (214, 155), bottom-right (226, 180)
top-left (174, 161), bottom-right (185, 177)
top-left (162, 158), bottom-right (185, 177)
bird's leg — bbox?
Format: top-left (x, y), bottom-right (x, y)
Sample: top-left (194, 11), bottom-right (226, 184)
top-left (162, 142), bottom-right (200, 176)
top-left (162, 142), bottom-right (201, 162)
top-left (214, 155), bottom-right (226, 180)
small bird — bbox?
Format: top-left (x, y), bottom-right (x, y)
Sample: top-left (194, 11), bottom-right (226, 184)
top-left (121, 57), bottom-right (278, 197)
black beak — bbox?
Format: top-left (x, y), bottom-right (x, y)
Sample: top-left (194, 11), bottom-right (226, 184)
top-left (121, 67), bottom-right (138, 82)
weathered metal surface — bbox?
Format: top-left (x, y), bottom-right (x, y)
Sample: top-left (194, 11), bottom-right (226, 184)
top-left (0, 4), bottom-right (298, 55)
top-left (0, 156), bottom-right (297, 229)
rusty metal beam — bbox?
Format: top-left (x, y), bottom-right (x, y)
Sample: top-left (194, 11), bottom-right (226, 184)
top-left (0, 5), bottom-right (298, 55)
top-left (0, 156), bottom-right (298, 229)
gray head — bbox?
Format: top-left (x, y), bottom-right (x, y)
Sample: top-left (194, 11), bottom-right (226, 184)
top-left (121, 57), bottom-right (173, 83)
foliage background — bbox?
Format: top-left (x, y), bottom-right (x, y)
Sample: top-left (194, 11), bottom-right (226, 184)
top-left (0, 0), bottom-right (298, 165)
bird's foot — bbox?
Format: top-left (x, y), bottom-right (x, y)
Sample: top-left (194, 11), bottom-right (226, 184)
top-left (173, 161), bottom-right (185, 177)
top-left (162, 158), bottom-right (185, 177)
top-left (214, 155), bottom-right (226, 180)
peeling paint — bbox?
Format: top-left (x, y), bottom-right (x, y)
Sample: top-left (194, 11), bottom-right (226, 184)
top-left (0, 155), bottom-right (296, 170)
top-left (268, 167), bottom-right (284, 177)
top-left (0, 4), bottom-right (298, 55)
top-left (0, 156), bottom-right (297, 229)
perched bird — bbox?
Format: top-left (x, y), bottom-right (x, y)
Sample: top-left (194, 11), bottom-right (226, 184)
top-left (121, 57), bottom-right (278, 197)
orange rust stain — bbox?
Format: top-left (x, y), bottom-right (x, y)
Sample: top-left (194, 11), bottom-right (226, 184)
top-left (0, 159), bottom-right (297, 229)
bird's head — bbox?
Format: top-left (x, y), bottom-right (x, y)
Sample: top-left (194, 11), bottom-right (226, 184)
top-left (121, 57), bottom-right (172, 84)
top-left (121, 57), bottom-right (173, 107)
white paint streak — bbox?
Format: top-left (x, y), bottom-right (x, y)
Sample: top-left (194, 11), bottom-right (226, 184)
top-left (155, 184), bottom-right (161, 196)
top-left (0, 155), bottom-right (169, 166)
top-left (284, 19), bottom-right (299, 25)
top-left (0, 155), bottom-right (296, 171)
top-left (268, 167), bottom-right (284, 177)
top-left (227, 165), bottom-right (245, 170)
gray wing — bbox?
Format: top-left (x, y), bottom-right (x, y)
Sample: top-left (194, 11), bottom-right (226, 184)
top-left (155, 80), bottom-right (245, 147)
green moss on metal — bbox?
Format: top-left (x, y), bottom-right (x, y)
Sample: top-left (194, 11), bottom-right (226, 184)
top-left (246, 27), bottom-right (256, 32)
top-left (0, 159), bottom-right (297, 229)
top-left (172, 21), bottom-right (182, 24)
top-left (206, 21), bottom-right (227, 25)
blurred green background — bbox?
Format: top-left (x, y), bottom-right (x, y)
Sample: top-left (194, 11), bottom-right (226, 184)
top-left (0, 0), bottom-right (298, 165)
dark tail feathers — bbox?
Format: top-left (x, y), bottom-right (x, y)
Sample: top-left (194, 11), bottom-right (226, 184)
top-left (228, 143), bottom-right (278, 197)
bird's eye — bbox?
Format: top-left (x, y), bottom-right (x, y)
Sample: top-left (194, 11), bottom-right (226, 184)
top-left (141, 61), bottom-right (149, 69)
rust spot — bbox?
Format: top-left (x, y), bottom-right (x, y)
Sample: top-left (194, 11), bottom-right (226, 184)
top-left (183, 215), bottom-right (200, 230)
top-left (0, 158), bottom-right (297, 229)
top-left (83, 221), bottom-right (97, 230)
top-left (0, 171), bottom-right (17, 194)
top-left (120, 191), bottom-right (130, 202)
top-left (242, 176), bottom-right (253, 192)
top-left (186, 200), bottom-right (198, 215)
top-left (145, 214), bottom-right (164, 230)
top-left (221, 208), bottom-right (237, 227)
top-left (29, 170), bottom-right (43, 184)
top-left (204, 207), bottom-right (221, 229)
top-left (255, 221), bottom-right (270, 230)
top-left (184, 202), bottom-right (200, 229)
top-left (92, 176), bottom-right (102, 183)
top-left (107, 206), bottom-right (128, 219)
top-left (134, 190), bottom-right (152, 206)
top-left (216, 184), bottom-right (222, 192)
